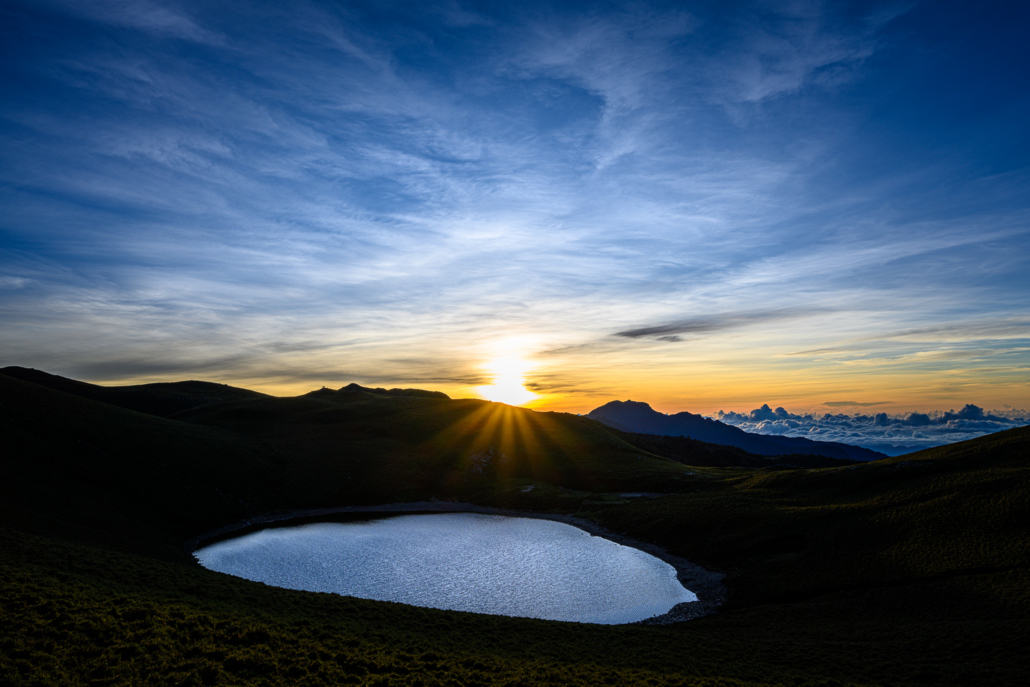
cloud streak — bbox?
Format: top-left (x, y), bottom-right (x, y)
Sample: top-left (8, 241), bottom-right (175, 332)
top-left (614, 309), bottom-right (820, 340)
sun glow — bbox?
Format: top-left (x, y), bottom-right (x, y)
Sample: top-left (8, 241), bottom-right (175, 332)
top-left (475, 356), bottom-right (538, 406)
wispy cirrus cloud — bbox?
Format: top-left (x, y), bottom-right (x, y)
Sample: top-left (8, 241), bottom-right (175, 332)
top-left (1, 0), bottom-right (1028, 409)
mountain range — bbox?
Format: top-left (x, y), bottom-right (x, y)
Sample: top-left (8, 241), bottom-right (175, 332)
top-left (0, 366), bottom-right (884, 463)
top-left (587, 399), bottom-right (887, 461)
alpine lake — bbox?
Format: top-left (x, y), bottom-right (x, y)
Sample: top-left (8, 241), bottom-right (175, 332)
top-left (195, 513), bottom-right (696, 624)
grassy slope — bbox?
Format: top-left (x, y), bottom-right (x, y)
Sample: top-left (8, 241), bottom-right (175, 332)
top-left (616, 431), bottom-right (856, 469)
top-left (0, 373), bottom-right (283, 560)
top-left (1, 372), bottom-right (1028, 686)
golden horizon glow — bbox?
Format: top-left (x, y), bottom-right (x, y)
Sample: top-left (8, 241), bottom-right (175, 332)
top-left (83, 355), bottom-right (1030, 417)
top-left (75, 324), bottom-right (1030, 417)
top-left (473, 355), bottom-right (539, 407)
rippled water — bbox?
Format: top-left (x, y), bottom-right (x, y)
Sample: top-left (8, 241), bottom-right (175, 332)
top-left (195, 513), bottom-right (696, 624)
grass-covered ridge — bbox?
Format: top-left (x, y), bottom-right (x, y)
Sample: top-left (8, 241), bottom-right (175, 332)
top-left (1, 370), bottom-right (1028, 686)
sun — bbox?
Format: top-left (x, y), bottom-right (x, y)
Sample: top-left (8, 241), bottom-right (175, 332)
top-left (478, 379), bottom-right (537, 406)
top-left (475, 356), bottom-right (538, 406)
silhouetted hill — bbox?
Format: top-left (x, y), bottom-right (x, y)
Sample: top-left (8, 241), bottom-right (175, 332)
top-left (0, 371), bottom-right (281, 559)
top-left (173, 385), bottom-right (693, 496)
top-left (588, 399), bottom-right (887, 461)
top-left (1, 367), bottom-right (827, 475)
top-left (0, 365), bottom-right (269, 418)
top-left (310, 382), bottom-right (450, 399)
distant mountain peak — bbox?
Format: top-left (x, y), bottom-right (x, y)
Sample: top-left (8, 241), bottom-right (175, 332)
top-left (593, 399), bottom-right (654, 411)
top-left (586, 398), bottom-right (886, 462)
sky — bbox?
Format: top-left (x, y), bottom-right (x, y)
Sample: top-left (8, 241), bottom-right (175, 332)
top-left (2, 0), bottom-right (1029, 422)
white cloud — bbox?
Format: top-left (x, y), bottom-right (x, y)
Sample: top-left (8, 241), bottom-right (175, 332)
top-left (716, 403), bottom-right (1028, 455)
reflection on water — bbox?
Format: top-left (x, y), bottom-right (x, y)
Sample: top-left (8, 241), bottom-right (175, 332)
top-left (195, 513), bottom-right (696, 624)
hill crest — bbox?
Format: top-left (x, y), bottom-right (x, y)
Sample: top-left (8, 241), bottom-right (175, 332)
top-left (308, 382), bottom-right (450, 399)
top-left (0, 366), bottom-right (269, 417)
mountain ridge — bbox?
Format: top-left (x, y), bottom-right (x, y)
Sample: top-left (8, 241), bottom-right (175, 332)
top-left (0, 365), bottom-right (269, 418)
top-left (587, 399), bottom-right (887, 461)
top-left (2, 367), bottom-right (849, 471)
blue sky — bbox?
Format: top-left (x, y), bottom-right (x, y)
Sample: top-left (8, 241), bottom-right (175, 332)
top-left (1, 0), bottom-right (1028, 415)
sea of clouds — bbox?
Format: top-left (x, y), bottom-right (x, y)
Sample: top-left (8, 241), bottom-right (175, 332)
top-left (712, 404), bottom-right (1029, 456)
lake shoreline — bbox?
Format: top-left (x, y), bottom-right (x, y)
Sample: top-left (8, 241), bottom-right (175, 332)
top-left (185, 500), bottom-right (726, 625)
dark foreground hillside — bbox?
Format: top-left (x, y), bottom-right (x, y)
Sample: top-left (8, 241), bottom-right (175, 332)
top-left (1, 371), bottom-right (1028, 686)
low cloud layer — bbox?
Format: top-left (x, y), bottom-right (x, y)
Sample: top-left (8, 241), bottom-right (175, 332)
top-left (715, 404), bottom-right (1028, 456)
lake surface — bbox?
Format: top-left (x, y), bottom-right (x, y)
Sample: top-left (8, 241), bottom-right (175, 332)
top-left (194, 513), bottom-right (696, 624)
